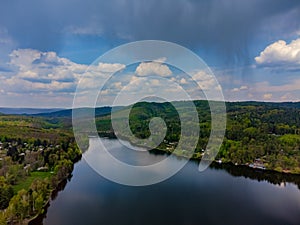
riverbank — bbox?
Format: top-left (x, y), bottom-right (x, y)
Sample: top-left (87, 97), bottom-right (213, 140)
top-left (0, 148), bottom-right (82, 225)
top-left (150, 147), bottom-right (300, 175)
top-left (9, 166), bottom-right (79, 225)
top-left (24, 153), bottom-right (81, 225)
top-left (99, 133), bottom-right (300, 176)
top-left (36, 137), bottom-right (300, 225)
top-left (27, 177), bottom-right (69, 225)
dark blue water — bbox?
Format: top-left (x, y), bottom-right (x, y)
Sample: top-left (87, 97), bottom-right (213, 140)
top-left (42, 138), bottom-right (300, 225)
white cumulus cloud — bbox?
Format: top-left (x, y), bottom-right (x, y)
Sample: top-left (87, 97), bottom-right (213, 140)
top-left (192, 70), bottom-right (218, 91)
top-left (263, 93), bottom-right (273, 100)
top-left (231, 85), bottom-right (248, 92)
top-left (96, 62), bottom-right (125, 73)
top-left (0, 48), bottom-right (126, 106)
top-left (255, 38), bottom-right (300, 70)
top-left (135, 61), bottom-right (172, 77)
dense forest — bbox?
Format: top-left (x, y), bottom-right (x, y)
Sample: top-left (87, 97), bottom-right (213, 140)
top-left (96, 101), bottom-right (300, 174)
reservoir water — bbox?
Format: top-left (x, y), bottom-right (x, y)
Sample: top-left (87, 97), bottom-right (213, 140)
top-left (39, 138), bottom-right (300, 225)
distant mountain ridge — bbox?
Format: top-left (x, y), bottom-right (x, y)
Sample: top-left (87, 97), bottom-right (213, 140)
top-left (0, 108), bottom-right (64, 115)
top-left (35, 106), bottom-right (124, 117)
top-left (1, 101), bottom-right (299, 117)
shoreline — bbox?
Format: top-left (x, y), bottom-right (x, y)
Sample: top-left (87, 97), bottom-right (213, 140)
top-left (151, 147), bottom-right (300, 175)
top-left (99, 133), bottom-right (300, 176)
top-left (26, 177), bottom-right (69, 225)
top-left (19, 154), bottom-right (82, 225)
top-left (22, 136), bottom-right (300, 224)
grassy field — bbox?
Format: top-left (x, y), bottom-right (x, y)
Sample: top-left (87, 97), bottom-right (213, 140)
top-left (13, 171), bottom-right (53, 193)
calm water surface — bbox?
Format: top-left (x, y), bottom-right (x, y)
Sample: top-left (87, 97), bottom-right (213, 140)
top-left (40, 138), bottom-right (300, 225)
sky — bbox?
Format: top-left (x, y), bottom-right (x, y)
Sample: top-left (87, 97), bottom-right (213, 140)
top-left (0, 0), bottom-right (300, 107)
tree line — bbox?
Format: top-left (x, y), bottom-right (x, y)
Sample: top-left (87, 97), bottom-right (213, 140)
top-left (96, 101), bottom-right (300, 173)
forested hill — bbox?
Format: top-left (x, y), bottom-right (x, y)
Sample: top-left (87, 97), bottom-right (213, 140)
top-left (0, 108), bottom-right (64, 115)
top-left (96, 100), bottom-right (300, 174)
top-left (227, 101), bottom-right (300, 109)
top-left (28, 101), bottom-right (300, 119)
top-left (1, 100), bottom-right (299, 175)
top-left (34, 106), bottom-right (124, 118)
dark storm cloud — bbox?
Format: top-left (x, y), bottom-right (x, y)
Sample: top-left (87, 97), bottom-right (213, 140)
top-left (1, 0), bottom-right (300, 62)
